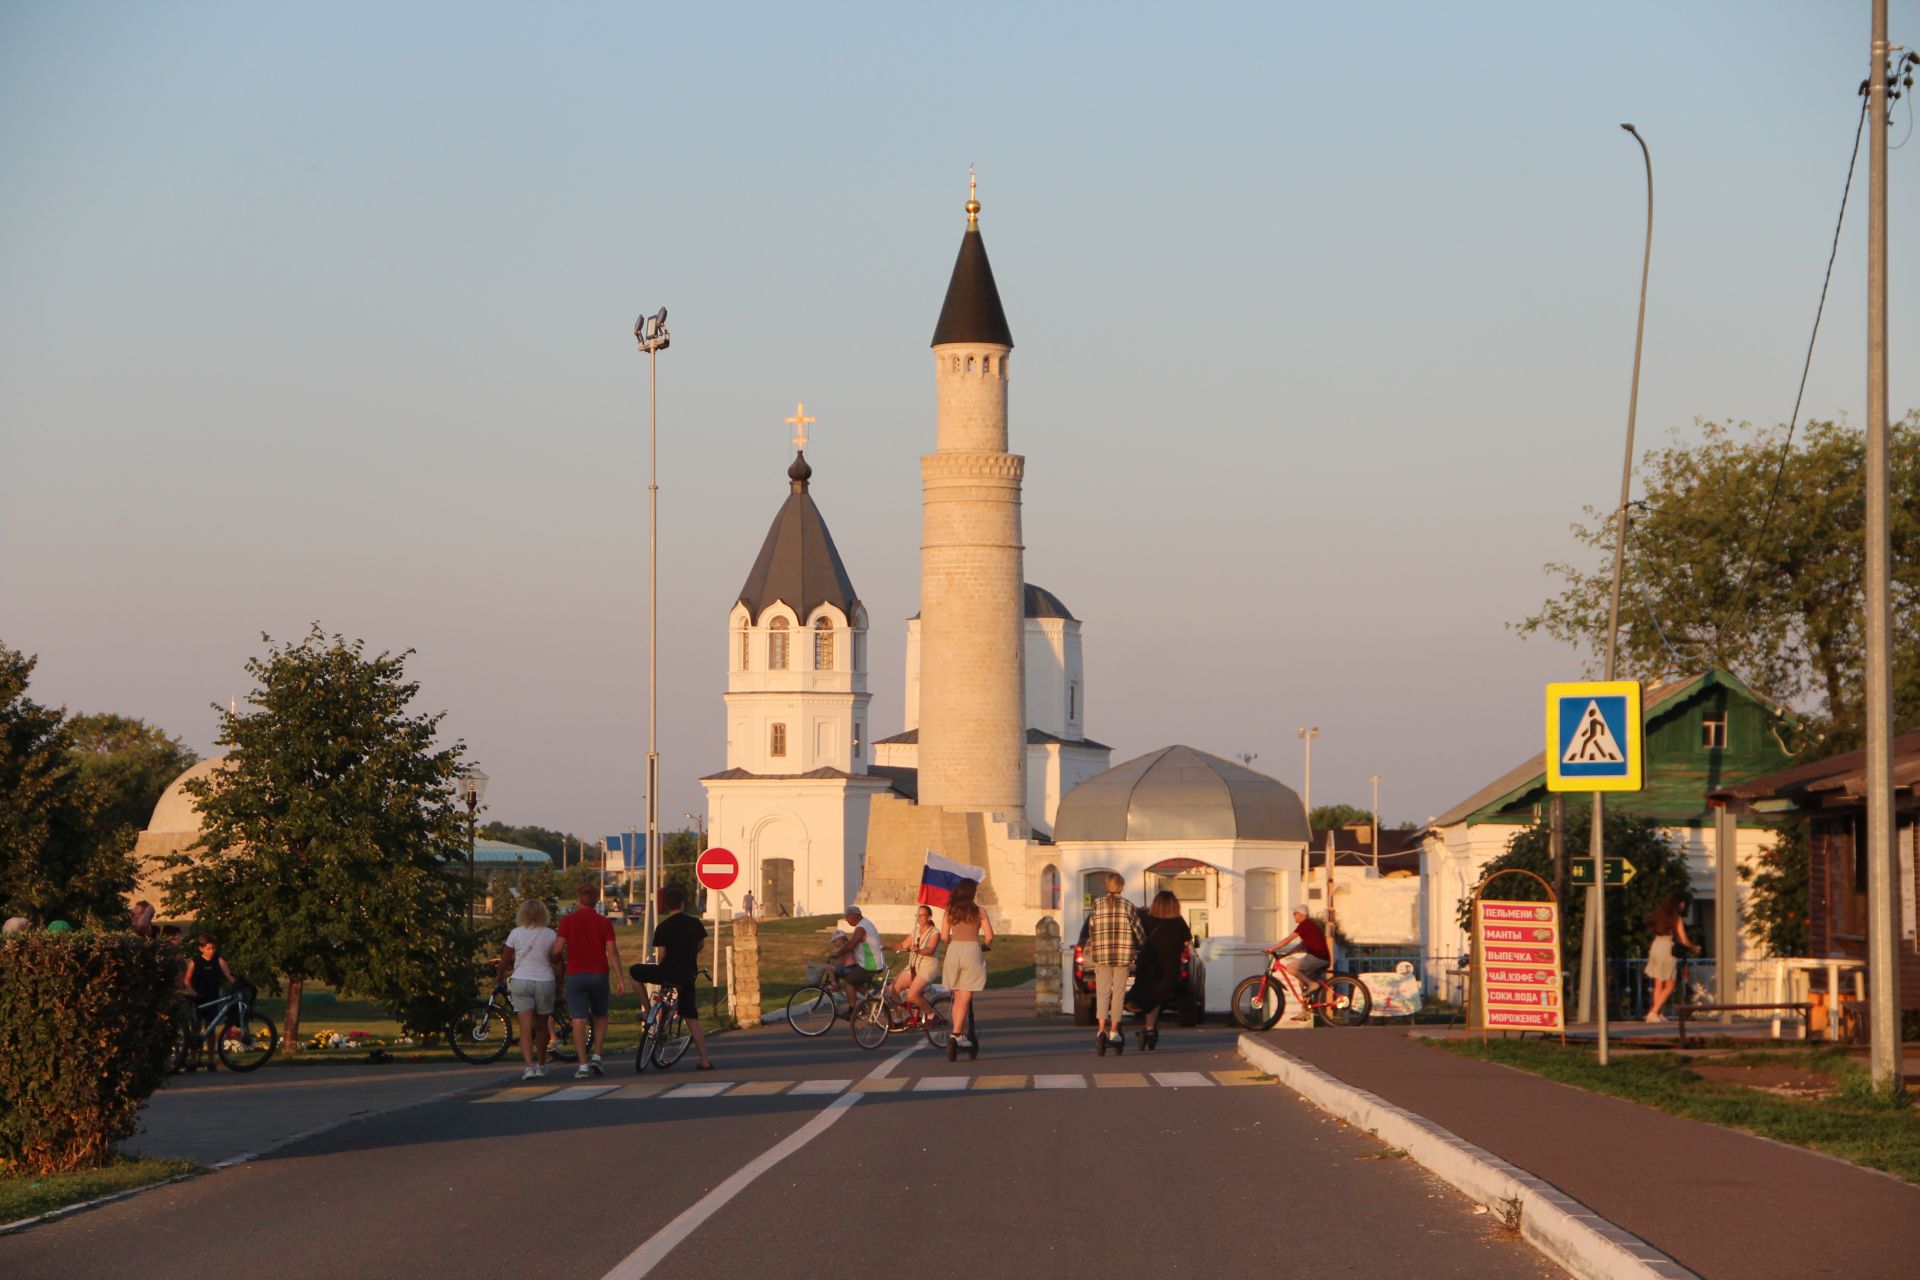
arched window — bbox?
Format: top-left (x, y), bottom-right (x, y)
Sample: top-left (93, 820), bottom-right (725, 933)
top-left (853, 630), bottom-right (867, 671)
top-left (738, 629), bottom-right (750, 671)
top-left (813, 617), bottom-right (834, 670)
top-left (768, 617), bottom-right (789, 670)
top-left (1040, 864), bottom-right (1061, 911)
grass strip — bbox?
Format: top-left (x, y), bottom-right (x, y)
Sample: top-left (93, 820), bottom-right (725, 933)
top-left (0, 1156), bottom-right (202, 1226)
top-left (1431, 1037), bottom-right (1919, 1184)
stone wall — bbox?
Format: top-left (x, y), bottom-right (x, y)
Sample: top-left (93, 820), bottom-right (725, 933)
top-left (1034, 916), bottom-right (1062, 1015)
top-left (727, 914), bottom-right (762, 1026)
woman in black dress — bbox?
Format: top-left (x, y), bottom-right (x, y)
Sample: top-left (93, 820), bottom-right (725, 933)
top-left (1131, 891), bottom-right (1191, 1050)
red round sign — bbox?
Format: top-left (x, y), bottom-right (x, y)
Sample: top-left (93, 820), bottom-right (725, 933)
top-left (696, 846), bottom-right (739, 892)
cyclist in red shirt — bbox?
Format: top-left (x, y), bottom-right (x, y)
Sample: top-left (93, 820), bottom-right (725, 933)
top-left (1270, 908), bottom-right (1331, 1023)
top-left (556, 882), bottom-right (627, 1077)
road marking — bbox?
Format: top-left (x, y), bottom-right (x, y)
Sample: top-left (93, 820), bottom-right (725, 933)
top-left (600, 1042), bottom-right (922, 1280)
top-left (1094, 1073), bottom-right (1149, 1087)
top-left (972, 1074), bottom-right (1027, 1090)
top-left (664, 1081), bottom-right (734, 1099)
top-left (788, 1078), bottom-right (852, 1096)
top-left (608, 1082), bottom-right (675, 1099)
top-left (1150, 1072), bottom-right (1214, 1088)
top-left (1211, 1070), bottom-right (1266, 1086)
top-left (477, 1086), bottom-right (551, 1103)
top-left (1034, 1074), bottom-right (1087, 1089)
top-left (724, 1080), bottom-right (793, 1096)
top-left (852, 1077), bottom-right (909, 1093)
top-left (913, 1076), bottom-right (971, 1092)
top-left (536, 1085), bottom-right (617, 1102)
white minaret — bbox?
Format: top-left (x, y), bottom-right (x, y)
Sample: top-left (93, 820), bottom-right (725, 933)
top-left (916, 174), bottom-right (1026, 823)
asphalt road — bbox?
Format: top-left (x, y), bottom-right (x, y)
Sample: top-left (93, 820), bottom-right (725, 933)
top-left (2, 992), bottom-right (1560, 1279)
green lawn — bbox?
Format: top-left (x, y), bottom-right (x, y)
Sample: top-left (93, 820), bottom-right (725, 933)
top-left (1431, 1037), bottom-right (1920, 1184)
top-left (244, 915), bottom-right (1035, 1062)
top-left (0, 1156), bottom-right (201, 1225)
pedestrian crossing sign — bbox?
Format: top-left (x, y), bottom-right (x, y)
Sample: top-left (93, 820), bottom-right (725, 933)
top-left (1544, 680), bottom-right (1643, 792)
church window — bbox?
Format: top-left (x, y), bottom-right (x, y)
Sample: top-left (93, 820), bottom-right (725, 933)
top-left (738, 629), bottom-right (750, 671)
top-left (853, 631), bottom-right (867, 671)
top-left (950, 355), bottom-right (960, 372)
top-left (1040, 864), bottom-right (1061, 911)
top-left (982, 356), bottom-right (992, 374)
top-left (853, 722), bottom-right (863, 760)
top-left (1702, 712), bottom-right (1727, 750)
top-left (770, 723), bottom-right (787, 757)
top-left (1068, 680), bottom-right (1078, 722)
top-left (966, 356), bottom-right (975, 373)
top-left (814, 618), bottom-right (834, 670)
top-left (768, 618), bottom-right (789, 669)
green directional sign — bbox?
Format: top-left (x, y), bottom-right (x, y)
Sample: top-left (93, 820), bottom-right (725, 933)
top-left (1569, 857), bottom-right (1637, 888)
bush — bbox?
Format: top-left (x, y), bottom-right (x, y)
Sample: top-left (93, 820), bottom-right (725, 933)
top-left (0, 933), bottom-right (181, 1174)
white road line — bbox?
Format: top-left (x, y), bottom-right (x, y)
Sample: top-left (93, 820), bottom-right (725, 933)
top-left (534, 1085), bottom-right (617, 1102)
top-left (1150, 1071), bottom-right (1215, 1088)
top-left (600, 1043), bottom-right (921, 1280)
top-left (788, 1078), bottom-right (853, 1096)
top-left (1033, 1074), bottom-right (1088, 1089)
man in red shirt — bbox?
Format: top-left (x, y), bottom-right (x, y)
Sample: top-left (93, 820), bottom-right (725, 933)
top-left (1271, 908), bottom-right (1331, 1023)
top-left (556, 882), bottom-right (627, 1077)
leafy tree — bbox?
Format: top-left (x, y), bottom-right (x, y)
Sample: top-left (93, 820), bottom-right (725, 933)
top-left (1516, 414), bottom-right (1920, 750)
top-left (1740, 822), bottom-right (1810, 957)
top-left (67, 713), bottom-right (198, 855)
top-left (1456, 804), bottom-right (1693, 1009)
top-left (0, 644), bottom-right (130, 927)
top-left (163, 627), bottom-right (471, 1049)
top-left (1309, 804), bottom-right (1373, 832)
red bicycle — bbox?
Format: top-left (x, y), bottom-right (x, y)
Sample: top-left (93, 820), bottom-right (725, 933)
top-left (1230, 948), bottom-right (1372, 1029)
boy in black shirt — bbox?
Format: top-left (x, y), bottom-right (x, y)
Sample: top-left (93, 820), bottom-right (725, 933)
top-left (629, 885), bottom-right (714, 1069)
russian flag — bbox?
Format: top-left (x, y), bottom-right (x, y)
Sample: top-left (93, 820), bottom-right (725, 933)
top-left (917, 851), bottom-right (987, 908)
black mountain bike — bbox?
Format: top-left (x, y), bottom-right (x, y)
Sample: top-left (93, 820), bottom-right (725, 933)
top-left (449, 985), bottom-right (594, 1065)
top-left (173, 981), bottom-right (278, 1073)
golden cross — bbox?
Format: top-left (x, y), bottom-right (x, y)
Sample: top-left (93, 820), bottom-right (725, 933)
top-left (785, 402), bottom-right (815, 450)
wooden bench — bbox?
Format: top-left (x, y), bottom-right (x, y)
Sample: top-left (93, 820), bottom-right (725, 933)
top-left (1673, 1001), bottom-right (1812, 1046)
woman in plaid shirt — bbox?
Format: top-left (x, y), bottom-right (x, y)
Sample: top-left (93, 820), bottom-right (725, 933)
top-left (1085, 872), bottom-right (1143, 1055)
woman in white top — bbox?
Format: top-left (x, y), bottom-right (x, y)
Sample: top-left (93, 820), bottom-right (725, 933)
top-left (499, 897), bottom-right (562, 1079)
top-left (891, 904), bottom-right (941, 1021)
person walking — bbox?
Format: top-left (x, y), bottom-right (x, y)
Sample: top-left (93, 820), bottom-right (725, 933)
top-left (742, 888), bottom-right (756, 919)
top-left (939, 878), bottom-right (993, 1053)
top-left (500, 897), bottom-right (561, 1080)
top-left (555, 882), bottom-right (627, 1078)
top-left (1644, 892), bottom-right (1694, 1023)
top-left (1085, 872), bottom-right (1142, 1056)
top-left (629, 884), bottom-right (714, 1070)
top-left (1131, 890), bottom-right (1192, 1050)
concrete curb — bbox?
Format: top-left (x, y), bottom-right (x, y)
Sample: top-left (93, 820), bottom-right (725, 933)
top-left (1237, 1035), bottom-right (1699, 1280)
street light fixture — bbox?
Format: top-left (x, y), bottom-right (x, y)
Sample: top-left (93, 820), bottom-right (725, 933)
top-left (635, 307), bottom-right (670, 946)
top-left (457, 765), bottom-right (489, 924)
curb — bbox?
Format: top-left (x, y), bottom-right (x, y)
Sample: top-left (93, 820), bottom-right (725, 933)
top-left (1237, 1035), bottom-right (1699, 1280)
top-left (0, 1068), bottom-right (512, 1240)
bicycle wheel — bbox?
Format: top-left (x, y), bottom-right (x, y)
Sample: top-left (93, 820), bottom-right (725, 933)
top-left (215, 1012), bottom-right (277, 1072)
top-left (850, 997), bottom-right (890, 1050)
top-left (786, 985), bottom-right (837, 1037)
top-left (1230, 976), bottom-right (1285, 1031)
top-left (651, 1009), bottom-right (690, 1069)
top-left (923, 995), bottom-right (954, 1050)
top-left (449, 1001), bottom-right (513, 1064)
top-left (1315, 973), bottom-right (1372, 1027)
top-left (634, 1005), bottom-right (654, 1074)
top-left (169, 998), bottom-right (197, 1072)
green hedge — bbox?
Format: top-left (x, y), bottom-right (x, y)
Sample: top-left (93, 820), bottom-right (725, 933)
top-left (0, 933), bottom-right (180, 1175)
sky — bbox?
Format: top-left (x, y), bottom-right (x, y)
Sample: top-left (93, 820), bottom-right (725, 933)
top-left (3, 2), bottom-right (1916, 839)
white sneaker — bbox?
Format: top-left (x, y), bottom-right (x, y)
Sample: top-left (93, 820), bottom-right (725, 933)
top-left (1644, 1012), bottom-right (1664, 1023)
top-left (575, 1064), bottom-right (592, 1079)
top-left (522, 1066), bottom-right (539, 1080)
top-left (534, 1064), bottom-right (547, 1078)
top-left (589, 1055), bottom-right (604, 1077)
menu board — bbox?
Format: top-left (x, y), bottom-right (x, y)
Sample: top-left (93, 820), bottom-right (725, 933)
top-left (1474, 899), bottom-right (1564, 1032)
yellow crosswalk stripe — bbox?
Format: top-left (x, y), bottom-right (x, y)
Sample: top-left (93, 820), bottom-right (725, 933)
top-left (972, 1074), bottom-right (1028, 1090)
top-left (1093, 1073), bottom-right (1149, 1088)
top-left (853, 1077), bottom-right (910, 1093)
top-left (476, 1086), bottom-right (552, 1103)
top-left (724, 1080), bottom-right (794, 1096)
top-left (607, 1082), bottom-right (675, 1099)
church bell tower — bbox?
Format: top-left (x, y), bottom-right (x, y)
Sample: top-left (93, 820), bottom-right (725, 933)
top-left (915, 175), bottom-right (1026, 824)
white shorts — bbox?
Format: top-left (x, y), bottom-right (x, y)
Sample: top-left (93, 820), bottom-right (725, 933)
top-left (508, 978), bottom-right (555, 1015)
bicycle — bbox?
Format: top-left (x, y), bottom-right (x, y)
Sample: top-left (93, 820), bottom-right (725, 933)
top-left (850, 959), bottom-right (954, 1051)
top-left (1229, 949), bottom-right (1372, 1030)
top-left (174, 981), bottom-right (278, 1072)
top-left (448, 985), bottom-right (595, 1065)
top-left (785, 963), bottom-right (873, 1037)
top-left (634, 967), bottom-right (710, 1073)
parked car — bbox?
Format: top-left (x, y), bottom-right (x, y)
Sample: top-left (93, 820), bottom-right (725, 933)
top-left (1070, 926), bottom-right (1205, 1027)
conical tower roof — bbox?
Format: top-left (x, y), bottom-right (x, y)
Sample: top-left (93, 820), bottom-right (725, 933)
top-left (735, 452), bottom-right (861, 624)
top-left (931, 189), bottom-right (1013, 348)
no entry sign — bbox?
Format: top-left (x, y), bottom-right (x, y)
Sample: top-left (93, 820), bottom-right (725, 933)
top-left (696, 846), bottom-right (739, 892)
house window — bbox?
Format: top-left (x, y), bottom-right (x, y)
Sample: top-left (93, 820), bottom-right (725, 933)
top-left (768, 618), bottom-right (789, 670)
top-left (737, 630), bottom-right (749, 671)
top-left (1702, 712), bottom-right (1727, 750)
top-left (814, 618), bottom-right (834, 670)
top-left (853, 722), bottom-right (863, 760)
top-left (769, 723), bottom-right (787, 758)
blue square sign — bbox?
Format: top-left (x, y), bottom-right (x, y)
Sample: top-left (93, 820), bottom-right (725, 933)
top-left (1544, 681), bottom-right (1643, 792)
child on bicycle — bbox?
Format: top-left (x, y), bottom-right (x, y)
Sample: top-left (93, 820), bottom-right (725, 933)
top-left (180, 934), bottom-right (237, 1070)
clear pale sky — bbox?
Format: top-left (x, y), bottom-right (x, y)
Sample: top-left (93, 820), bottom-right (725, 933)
top-left (3, 2), bottom-right (1915, 837)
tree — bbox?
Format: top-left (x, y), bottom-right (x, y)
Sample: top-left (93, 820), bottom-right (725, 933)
top-left (1740, 822), bottom-right (1809, 957)
top-left (1308, 804), bottom-right (1372, 832)
top-left (0, 643), bottom-right (131, 927)
top-left (1516, 414), bottom-right (1920, 750)
top-left (67, 713), bottom-right (198, 855)
top-left (478, 820), bottom-right (595, 868)
top-left (163, 627), bottom-right (471, 1050)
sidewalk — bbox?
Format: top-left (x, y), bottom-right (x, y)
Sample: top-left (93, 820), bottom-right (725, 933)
top-left (124, 1062), bottom-right (518, 1166)
top-left (1263, 1027), bottom-right (1920, 1280)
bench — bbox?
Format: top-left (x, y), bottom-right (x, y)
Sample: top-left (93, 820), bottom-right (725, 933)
top-left (1673, 1001), bottom-right (1813, 1046)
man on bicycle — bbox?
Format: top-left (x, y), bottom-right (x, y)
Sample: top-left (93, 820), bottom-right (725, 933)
top-left (1270, 908), bottom-right (1331, 1023)
top-left (629, 884), bottom-right (714, 1070)
top-left (831, 906), bottom-right (887, 995)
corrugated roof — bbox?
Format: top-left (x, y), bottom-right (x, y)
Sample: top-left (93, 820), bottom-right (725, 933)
top-left (735, 452), bottom-right (861, 625)
top-left (931, 223), bottom-right (1013, 348)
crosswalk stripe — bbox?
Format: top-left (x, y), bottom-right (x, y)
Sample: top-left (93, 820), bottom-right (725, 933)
top-left (1093, 1073), bottom-right (1149, 1087)
top-left (1211, 1070), bottom-right (1267, 1086)
top-left (1150, 1071), bottom-right (1214, 1088)
top-left (477, 1086), bottom-right (551, 1103)
top-left (536, 1085), bottom-right (617, 1102)
top-left (608, 1082), bottom-right (675, 1099)
top-left (972, 1074), bottom-right (1027, 1090)
top-left (665, 1081), bottom-right (734, 1098)
top-left (788, 1079), bottom-right (852, 1096)
top-left (853, 1077), bottom-right (910, 1093)
top-left (485, 1070), bottom-right (1256, 1102)
top-left (913, 1077), bottom-right (970, 1092)
top-left (724, 1080), bottom-right (793, 1096)
top-left (1033, 1074), bottom-right (1088, 1089)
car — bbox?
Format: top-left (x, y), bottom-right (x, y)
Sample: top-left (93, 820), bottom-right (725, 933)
top-left (1070, 929), bottom-right (1205, 1028)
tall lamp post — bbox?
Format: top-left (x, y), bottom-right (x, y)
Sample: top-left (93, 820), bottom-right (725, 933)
top-left (635, 307), bottom-right (671, 947)
top-left (457, 766), bottom-right (489, 925)
top-left (1297, 726), bottom-right (1319, 815)
top-left (1367, 775), bottom-right (1383, 870)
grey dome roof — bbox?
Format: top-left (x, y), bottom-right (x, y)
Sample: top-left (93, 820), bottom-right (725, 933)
top-left (735, 452), bottom-right (860, 625)
top-left (1023, 583), bottom-right (1074, 621)
top-left (1053, 746), bottom-right (1310, 843)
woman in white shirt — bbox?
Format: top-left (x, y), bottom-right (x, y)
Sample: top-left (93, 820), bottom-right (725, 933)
top-left (499, 898), bottom-right (562, 1079)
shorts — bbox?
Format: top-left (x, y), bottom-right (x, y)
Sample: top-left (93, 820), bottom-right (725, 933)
top-left (837, 963), bottom-right (883, 992)
top-left (943, 941), bottom-right (986, 992)
top-left (564, 972), bottom-right (610, 1019)
top-left (909, 955), bottom-right (941, 983)
top-left (629, 963), bottom-right (698, 1018)
top-left (508, 977), bottom-right (555, 1015)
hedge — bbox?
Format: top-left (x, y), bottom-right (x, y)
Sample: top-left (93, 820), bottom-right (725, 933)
top-left (0, 933), bottom-right (180, 1175)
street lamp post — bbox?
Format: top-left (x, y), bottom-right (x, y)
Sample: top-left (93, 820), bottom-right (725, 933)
top-left (1368, 775), bottom-right (1382, 871)
top-left (1297, 726), bottom-right (1319, 816)
top-left (635, 307), bottom-right (671, 947)
top-left (457, 766), bottom-right (489, 925)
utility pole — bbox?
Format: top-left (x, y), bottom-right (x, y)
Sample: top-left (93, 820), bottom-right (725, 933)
top-left (1368, 775), bottom-right (1382, 870)
top-left (1862, 0), bottom-right (1903, 1092)
top-left (1297, 726), bottom-right (1319, 816)
top-left (635, 307), bottom-right (671, 946)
